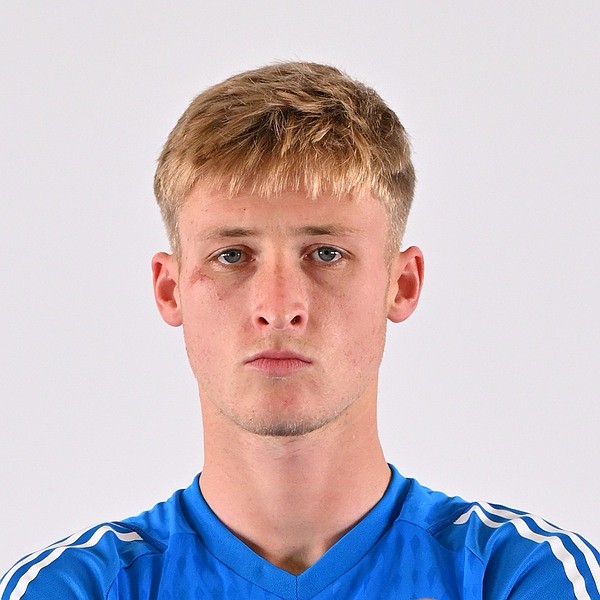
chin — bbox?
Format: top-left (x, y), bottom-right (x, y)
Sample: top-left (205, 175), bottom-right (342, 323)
top-left (236, 410), bottom-right (341, 438)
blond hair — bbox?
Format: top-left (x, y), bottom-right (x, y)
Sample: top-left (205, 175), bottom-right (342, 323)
top-left (154, 61), bottom-right (415, 256)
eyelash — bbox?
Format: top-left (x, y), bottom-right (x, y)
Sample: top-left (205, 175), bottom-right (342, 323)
top-left (216, 249), bottom-right (245, 265)
top-left (308, 247), bottom-right (343, 263)
top-left (213, 246), bottom-right (345, 266)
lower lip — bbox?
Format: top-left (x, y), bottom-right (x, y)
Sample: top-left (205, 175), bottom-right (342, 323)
top-left (246, 358), bottom-right (310, 376)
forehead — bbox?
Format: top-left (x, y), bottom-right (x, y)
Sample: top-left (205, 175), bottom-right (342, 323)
top-left (178, 186), bottom-right (390, 238)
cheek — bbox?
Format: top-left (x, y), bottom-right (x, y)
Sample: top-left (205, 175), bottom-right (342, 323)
top-left (186, 267), bottom-right (243, 307)
top-left (188, 267), bottom-right (225, 302)
top-left (328, 289), bottom-right (387, 352)
top-left (180, 274), bottom-right (242, 359)
top-left (342, 280), bottom-right (389, 357)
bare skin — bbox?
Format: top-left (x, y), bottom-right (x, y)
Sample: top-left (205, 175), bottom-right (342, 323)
top-left (152, 187), bottom-right (424, 573)
top-left (199, 376), bottom-right (389, 574)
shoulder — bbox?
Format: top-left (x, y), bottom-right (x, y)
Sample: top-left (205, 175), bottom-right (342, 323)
top-left (0, 522), bottom-right (162, 600)
top-left (1, 482), bottom-right (196, 600)
top-left (396, 477), bottom-right (600, 599)
top-left (452, 500), bottom-right (600, 599)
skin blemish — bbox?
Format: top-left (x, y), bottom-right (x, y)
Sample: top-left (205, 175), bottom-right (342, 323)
top-left (189, 266), bottom-right (211, 286)
top-left (188, 265), bottom-right (227, 302)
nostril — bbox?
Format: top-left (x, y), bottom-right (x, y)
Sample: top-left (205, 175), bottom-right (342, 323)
top-left (254, 313), bottom-right (304, 329)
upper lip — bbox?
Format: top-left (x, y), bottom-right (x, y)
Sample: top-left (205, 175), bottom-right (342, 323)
top-left (245, 350), bottom-right (312, 363)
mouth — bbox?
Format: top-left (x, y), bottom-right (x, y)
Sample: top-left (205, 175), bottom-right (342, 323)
top-left (244, 350), bottom-right (312, 376)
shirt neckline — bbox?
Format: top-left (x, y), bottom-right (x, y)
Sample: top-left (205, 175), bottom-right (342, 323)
top-left (180, 464), bottom-right (408, 600)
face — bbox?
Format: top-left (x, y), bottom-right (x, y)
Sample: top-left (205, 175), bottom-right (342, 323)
top-left (153, 187), bottom-right (423, 438)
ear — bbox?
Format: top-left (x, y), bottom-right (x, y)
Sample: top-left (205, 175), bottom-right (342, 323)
top-left (152, 252), bottom-right (183, 327)
top-left (386, 246), bottom-right (424, 323)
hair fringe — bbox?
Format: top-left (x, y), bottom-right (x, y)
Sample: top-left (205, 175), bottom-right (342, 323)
top-left (154, 62), bottom-right (415, 255)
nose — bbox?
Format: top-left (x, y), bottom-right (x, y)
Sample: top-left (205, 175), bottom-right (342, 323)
top-left (251, 261), bottom-right (308, 332)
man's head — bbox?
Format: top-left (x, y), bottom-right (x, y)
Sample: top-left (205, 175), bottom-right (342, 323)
top-left (154, 61), bottom-right (415, 258)
top-left (152, 62), bottom-right (423, 439)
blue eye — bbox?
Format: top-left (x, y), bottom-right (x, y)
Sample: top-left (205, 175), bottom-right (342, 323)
top-left (312, 247), bottom-right (342, 263)
top-left (217, 249), bottom-right (244, 264)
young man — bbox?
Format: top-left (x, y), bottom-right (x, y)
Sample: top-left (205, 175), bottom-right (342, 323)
top-left (2, 62), bottom-right (599, 599)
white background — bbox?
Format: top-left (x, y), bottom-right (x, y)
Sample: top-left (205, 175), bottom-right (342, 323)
top-left (1, 1), bottom-right (598, 569)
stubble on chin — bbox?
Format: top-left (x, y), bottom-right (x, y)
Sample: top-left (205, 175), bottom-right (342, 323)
top-left (238, 412), bottom-right (340, 438)
top-left (207, 386), bottom-right (360, 440)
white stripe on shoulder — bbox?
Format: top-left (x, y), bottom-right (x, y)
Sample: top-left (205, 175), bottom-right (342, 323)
top-left (454, 503), bottom-right (598, 600)
top-left (481, 502), bottom-right (600, 596)
top-left (0, 524), bottom-right (143, 600)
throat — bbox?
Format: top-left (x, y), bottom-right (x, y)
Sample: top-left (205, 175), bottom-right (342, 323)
top-left (199, 392), bottom-right (391, 574)
top-left (202, 460), bottom-right (392, 575)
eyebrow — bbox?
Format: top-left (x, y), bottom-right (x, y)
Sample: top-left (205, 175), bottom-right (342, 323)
top-left (201, 224), bottom-right (360, 240)
top-left (292, 225), bottom-right (359, 236)
top-left (202, 227), bottom-right (258, 240)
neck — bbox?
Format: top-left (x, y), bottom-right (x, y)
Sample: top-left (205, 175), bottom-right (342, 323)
top-left (199, 386), bottom-right (390, 574)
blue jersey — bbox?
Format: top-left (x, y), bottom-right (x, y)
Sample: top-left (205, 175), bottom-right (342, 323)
top-left (2, 465), bottom-right (599, 599)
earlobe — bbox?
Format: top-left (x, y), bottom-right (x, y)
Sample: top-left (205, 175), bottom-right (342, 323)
top-left (387, 246), bottom-right (425, 323)
top-left (152, 252), bottom-right (183, 327)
